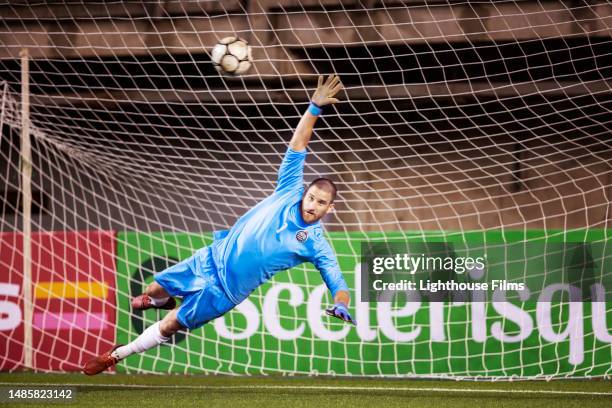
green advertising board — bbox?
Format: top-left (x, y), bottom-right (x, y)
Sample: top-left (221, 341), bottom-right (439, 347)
top-left (115, 230), bottom-right (612, 377)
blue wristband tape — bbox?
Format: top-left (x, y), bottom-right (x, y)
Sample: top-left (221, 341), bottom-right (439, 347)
top-left (308, 102), bottom-right (323, 116)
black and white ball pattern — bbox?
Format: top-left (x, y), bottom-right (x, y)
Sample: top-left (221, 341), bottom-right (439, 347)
top-left (211, 36), bottom-right (253, 75)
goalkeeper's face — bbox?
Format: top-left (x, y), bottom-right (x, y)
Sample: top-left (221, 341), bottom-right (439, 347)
top-left (301, 185), bottom-right (335, 224)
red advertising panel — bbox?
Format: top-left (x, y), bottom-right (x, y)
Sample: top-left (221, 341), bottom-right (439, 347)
top-left (0, 232), bottom-right (24, 371)
top-left (0, 231), bottom-right (116, 371)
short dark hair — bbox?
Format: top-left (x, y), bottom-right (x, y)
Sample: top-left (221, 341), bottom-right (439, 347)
top-left (307, 178), bottom-right (337, 202)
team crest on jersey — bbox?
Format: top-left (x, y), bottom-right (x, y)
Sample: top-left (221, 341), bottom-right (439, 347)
top-left (296, 230), bottom-right (308, 243)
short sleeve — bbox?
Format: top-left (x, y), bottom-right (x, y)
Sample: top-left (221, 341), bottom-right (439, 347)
top-left (275, 148), bottom-right (307, 194)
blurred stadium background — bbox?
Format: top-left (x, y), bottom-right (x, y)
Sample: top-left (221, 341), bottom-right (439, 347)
top-left (0, 0), bottom-right (611, 406)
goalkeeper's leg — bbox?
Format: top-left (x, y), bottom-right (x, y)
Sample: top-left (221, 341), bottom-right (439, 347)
top-left (82, 247), bottom-right (234, 375)
top-left (131, 281), bottom-right (177, 310)
top-left (82, 310), bottom-right (183, 376)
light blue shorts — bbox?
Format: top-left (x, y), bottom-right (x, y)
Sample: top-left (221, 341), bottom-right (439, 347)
top-left (154, 246), bottom-right (235, 330)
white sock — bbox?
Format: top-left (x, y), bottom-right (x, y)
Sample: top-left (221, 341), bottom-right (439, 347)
top-left (149, 296), bottom-right (170, 307)
top-left (112, 322), bottom-right (170, 360)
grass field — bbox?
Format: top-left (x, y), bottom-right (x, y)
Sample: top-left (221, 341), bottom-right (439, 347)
top-left (0, 372), bottom-right (610, 408)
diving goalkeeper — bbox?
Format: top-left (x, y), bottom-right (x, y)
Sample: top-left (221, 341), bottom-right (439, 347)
top-left (83, 74), bottom-right (353, 375)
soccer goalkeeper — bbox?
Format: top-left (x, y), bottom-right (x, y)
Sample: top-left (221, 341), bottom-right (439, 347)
top-left (83, 74), bottom-right (353, 375)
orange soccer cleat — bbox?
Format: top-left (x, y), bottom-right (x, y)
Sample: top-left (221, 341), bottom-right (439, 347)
top-left (131, 294), bottom-right (176, 311)
top-left (82, 344), bottom-right (123, 376)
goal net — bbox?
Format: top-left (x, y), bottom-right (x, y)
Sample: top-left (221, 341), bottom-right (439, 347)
top-left (0, 1), bottom-right (611, 379)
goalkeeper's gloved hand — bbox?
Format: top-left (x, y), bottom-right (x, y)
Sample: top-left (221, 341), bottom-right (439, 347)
top-left (311, 74), bottom-right (343, 107)
top-left (325, 303), bottom-right (355, 325)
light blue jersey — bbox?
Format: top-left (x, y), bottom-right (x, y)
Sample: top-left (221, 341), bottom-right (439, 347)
top-left (155, 148), bottom-right (349, 329)
top-left (210, 148), bottom-right (349, 305)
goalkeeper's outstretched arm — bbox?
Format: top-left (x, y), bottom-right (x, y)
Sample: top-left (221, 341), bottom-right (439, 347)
top-left (289, 74), bottom-right (343, 151)
top-left (315, 239), bottom-right (354, 325)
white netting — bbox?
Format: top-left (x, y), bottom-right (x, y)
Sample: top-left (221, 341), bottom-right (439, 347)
top-left (0, 1), bottom-right (611, 378)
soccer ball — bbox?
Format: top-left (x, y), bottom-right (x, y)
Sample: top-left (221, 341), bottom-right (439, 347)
top-left (211, 36), bottom-right (253, 75)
